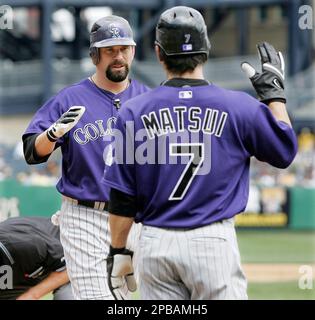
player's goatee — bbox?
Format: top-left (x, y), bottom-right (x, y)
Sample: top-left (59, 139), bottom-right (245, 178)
top-left (106, 62), bottom-right (129, 82)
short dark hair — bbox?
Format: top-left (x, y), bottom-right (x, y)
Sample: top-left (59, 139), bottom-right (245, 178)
top-left (158, 49), bottom-right (207, 75)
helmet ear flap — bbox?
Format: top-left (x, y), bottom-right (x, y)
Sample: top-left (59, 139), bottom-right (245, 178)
top-left (90, 47), bottom-right (100, 65)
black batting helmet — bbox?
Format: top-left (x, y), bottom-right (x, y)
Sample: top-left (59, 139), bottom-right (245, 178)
top-left (155, 6), bottom-right (211, 57)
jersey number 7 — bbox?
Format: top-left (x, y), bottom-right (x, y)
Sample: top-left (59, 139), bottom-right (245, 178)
top-left (169, 143), bottom-right (205, 201)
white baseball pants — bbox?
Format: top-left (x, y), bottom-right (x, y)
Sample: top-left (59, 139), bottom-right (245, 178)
top-left (59, 198), bottom-right (141, 300)
top-left (138, 218), bottom-right (248, 300)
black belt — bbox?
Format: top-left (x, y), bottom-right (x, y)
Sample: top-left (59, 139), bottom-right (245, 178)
top-left (77, 200), bottom-right (109, 211)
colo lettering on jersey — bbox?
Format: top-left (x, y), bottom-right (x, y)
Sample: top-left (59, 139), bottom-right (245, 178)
top-left (73, 117), bottom-right (117, 145)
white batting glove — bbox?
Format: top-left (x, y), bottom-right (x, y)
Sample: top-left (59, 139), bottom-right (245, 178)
top-left (107, 246), bottom-right (137, 300)
top-left (51, 210), bottom-right (61, 226)
top-left (46, 106), bottom-right (85, 142)
top-left (241, 42), bottom-right (286, 103)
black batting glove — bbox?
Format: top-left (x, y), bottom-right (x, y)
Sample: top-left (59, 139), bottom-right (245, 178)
top-left (241, 42), bottom-right (286, 104)
top-left (106, 245), bottom-right (137, 300)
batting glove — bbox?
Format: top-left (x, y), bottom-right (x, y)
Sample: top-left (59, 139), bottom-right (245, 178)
top-left (107, 246), bottom-right (137, 300)
top-left (51, 210), bottom-right (61, 226)
top-left (241, 42), bottom-right (286, 104)
top-left (46, 106), bottom-right (85, 142)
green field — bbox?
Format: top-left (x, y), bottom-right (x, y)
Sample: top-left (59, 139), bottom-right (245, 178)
top-left (237, 230), bottom-right (315, 300)
top-left (247, 281), bottom-right (315, 300)
top-left (237, 230), bottom-right (315, 263)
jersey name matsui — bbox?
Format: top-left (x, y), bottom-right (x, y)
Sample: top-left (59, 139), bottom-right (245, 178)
top-left (141, 106), bottom-right (228, 139)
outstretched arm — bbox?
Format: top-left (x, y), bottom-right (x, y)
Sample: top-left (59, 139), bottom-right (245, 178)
top-left (241, 42), bottom-right (292, 127)
top-left (34, 132), bottom-right (57, 158)
top-left (268, 101), bottom-right (292, 127)
top-left (16, 270), bottom-right (69, 300)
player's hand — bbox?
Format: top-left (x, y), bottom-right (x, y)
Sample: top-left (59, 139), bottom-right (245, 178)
top-left (106, 246), bottom-right (137, 300)
top-left (241, 42), bottom-right (285, 104)
top-left (46, 106), bottom-right (85, 141)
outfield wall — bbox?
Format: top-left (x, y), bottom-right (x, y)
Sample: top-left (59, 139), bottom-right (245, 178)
top-left (289, 187), bottom-right (315, 229)
top-left (0, 180), bottom-right (314, 230)
top-left (0, 180), bottom-right (61, 221)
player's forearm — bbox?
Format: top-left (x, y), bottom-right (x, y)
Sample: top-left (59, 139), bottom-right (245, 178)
top-left (16, 270), bottom-right (69, 300)
top-left (268, 101), bottom-right (292, 127)
top-left (109, 214), bottom-right (134, 248)
top-left (35, 131), bottom-right (57, 157)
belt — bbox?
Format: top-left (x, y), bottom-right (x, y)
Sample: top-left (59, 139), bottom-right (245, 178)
top-left (63, 196), bottom-right (109, 211)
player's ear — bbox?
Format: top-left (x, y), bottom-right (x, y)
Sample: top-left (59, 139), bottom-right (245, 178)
top-left (155, 45), bottom-right (163, 63)
top-left (90, 47), bottom-right (99, 65)
top-left (131, 45), bottom-right (136, 60)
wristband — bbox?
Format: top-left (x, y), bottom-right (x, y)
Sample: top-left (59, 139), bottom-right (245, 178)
top-left (109, 245), bottom-right (126, 255)
top-left (46, 130), bottom-right (58, 142)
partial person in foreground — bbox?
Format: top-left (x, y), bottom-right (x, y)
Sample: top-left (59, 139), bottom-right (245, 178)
top-left (103, 6), bottom-right (297, 300)
top-left (22, 15), bottom-right (149, 300)
top-left (0, 217), bottom-right (73, 300)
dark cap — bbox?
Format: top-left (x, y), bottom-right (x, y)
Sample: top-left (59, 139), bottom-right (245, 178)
top-left (90, 15), bottom-right (136, 48)
top-left (155, 6), bottom-right (210, 56)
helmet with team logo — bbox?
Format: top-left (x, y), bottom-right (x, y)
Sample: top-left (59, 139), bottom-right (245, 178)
top-left (89, 16), bottom-right (136, 64)
top-left (155, 6), bottom-right (211, 57)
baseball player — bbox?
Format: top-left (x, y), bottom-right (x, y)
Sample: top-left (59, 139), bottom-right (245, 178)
top-left (22, 16), bottom-right (150, 300)
top-left (103, 6), bottom-right (298, 300)
top-left (0, 216), bottom-right (73, 300)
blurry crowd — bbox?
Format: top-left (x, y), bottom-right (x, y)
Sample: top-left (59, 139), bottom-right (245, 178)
top-left (0, 129), bottom-right (314, 188)
top-left (250, 127), bottom-right (315, 189)
top-left (0, 141), bottom-right (60, 186)
top-left (244, 127), bottom-right (315, 214)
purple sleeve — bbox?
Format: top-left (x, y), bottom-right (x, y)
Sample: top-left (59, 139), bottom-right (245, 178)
top-left (22, 95), bottom-right (65, 146)
top-left (102, 109), bottom-right (136, 196)
top-left (244, 101), bottom-right (298, 168)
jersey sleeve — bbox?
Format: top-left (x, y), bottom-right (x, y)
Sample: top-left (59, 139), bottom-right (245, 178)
top-left (9, 235), bottom-right (65, 275)
top-left (44, 237), bottom-right (66, 272)
top-left (243, 98), bottom-right (298, 168)
top-left (102, 107), bottom-right (137, 196)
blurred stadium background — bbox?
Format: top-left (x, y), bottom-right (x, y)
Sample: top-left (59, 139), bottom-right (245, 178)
top-left (0, 0), bottom-right (314, 299)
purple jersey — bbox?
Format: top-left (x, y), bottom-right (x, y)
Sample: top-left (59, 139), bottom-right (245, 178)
top-left (103, 82), bottom-right (297, 228)
top-left (23, 78), bottom-right (150, 201)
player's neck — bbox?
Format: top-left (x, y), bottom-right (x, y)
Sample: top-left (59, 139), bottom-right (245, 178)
top-left (91, 72), bottom-right (130, 94)
top-left (166, 65), bottom-right (205, 81)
